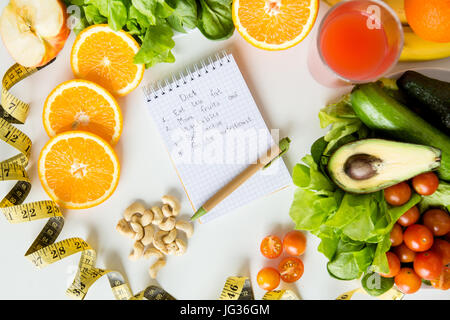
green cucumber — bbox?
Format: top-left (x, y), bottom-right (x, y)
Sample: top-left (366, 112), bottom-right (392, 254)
top-left (350, 83), bottom-right (450, 181)
top-left (397, 71), bottom-right (450, 134)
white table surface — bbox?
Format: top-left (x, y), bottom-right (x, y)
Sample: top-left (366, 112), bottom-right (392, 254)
top-left (1, 1), bottom-right (449, 300)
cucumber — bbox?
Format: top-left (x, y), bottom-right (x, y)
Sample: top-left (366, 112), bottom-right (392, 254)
top-left (351, 83), bottom-right (450, 181)
top-left (397, 71), bottom-right (450, 134)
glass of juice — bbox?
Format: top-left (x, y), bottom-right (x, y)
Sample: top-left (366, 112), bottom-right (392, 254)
top-left (308, 0), bottom-right (403, 87)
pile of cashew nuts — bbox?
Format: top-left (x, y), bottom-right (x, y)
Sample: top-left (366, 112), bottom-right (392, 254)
top-left (116, 195), bottom-right (194, 279)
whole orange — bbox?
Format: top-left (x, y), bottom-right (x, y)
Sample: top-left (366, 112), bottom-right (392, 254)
top-left (405, 0), bottom-right (450, 43)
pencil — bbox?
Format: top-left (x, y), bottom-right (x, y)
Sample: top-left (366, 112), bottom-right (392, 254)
top-left (190, 140), bottom-right (288, 221)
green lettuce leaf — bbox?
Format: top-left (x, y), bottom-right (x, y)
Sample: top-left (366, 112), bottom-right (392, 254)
top-left (419, 180), bottom-right (450, 212)
top-left (197, 0), bottom-right (234, 40)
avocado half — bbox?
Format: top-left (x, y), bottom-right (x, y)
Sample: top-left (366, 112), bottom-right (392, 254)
top-left (328, 139), bottom-right (441, 193)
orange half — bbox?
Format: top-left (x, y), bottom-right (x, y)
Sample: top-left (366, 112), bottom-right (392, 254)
top-left (38, 131), bottom-right (120, 209)
top-left (71, 24), bottom-right (144, 96)
top-left (43, 79), bottom-right (123, 145)
top-left (233, 0), bottom-right (319, 50)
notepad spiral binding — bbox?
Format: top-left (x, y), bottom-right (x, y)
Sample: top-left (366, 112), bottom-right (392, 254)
top-left (142, 51), bottom-right (232, 102)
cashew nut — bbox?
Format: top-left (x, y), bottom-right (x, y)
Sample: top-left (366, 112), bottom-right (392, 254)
top-left (159, 217), bottom-right (176, 231)
top-left (116, 218), bottom-right (136, 239)
top-left (153, 230), bottom-right (169, 254)
top-left (130, 222), bottom-right (144, 241)
top-left (129, 241), bottom-right (144, 260)
top-left (166, 242), bottom-right (178, 255)
top-left (175, 238), bottom-right (187, 256)
top-left (124, 202), bottom-right (145, 221)
top-left (161, 195), bottom-right (180, 216)
top-left (163, 229), bottom-right (177, 244)
top-left (141, 225), bottom-right (155, 246)
top-left (162, 204), bottom-right (173, 218)
top-left (148, 258), bottom-right (166, 279)
top-left (130, 209), bottom-right (153, 226)
top-left (151, 206), bottom-right (163, 226)
top-left (175, 220), bottom-right (194, 238)
top-left (143, 247), bottom-right (164, 259)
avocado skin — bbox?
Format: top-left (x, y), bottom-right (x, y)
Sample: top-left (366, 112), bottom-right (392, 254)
top-left (351, 83), bottom-right (450, 181)
top-left (397, 71), bottom-right (450, 134)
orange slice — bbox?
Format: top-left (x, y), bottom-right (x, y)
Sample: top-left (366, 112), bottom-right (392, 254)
top-left (71, 24), bottom-right (144, 96)
top-left (43, 79), bottom-right (123, 145)
top-left (232, 0), bottom-right (319, 50)
top-left (38, 131), bottom-right (120, 209)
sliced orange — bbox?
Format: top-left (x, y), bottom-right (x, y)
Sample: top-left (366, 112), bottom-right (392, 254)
top-left (38, 131), bottom-right (120, 209)
top-left (43, 79), bottom-right (123, 145)
top-left (71, 24), bottom-right (145, 96)
top-left (232, 0), bottom-right (319, 50)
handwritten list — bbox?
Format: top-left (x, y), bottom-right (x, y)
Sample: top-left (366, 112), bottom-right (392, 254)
top-left (144, 53), bottom-right (291, 223)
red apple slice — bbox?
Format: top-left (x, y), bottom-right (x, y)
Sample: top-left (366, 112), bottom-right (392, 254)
top-left (0, 0), bottom-right (70, 67)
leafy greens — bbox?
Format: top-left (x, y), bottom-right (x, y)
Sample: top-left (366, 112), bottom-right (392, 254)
top-left (64, 0), bottom-right (234, 68)
top-left (289, 94), bottom-right (422, 282)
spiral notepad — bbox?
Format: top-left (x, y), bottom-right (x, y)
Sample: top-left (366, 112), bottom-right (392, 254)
top-left (143, 52), bottom-right (291, 223)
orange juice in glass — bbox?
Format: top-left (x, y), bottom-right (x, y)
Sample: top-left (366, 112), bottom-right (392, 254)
top-left (309, 0), bottom-right (403, 87)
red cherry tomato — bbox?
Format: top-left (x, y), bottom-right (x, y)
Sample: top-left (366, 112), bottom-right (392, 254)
top-left (278, 257), bottom-right (304, 283)
top-left (393, 243), bottom-right (416, 263)
top-left (397, 206), bottom-right (420, 227)
top-left (282, 230), bottom-right (307, 256)
top-left (384, 182), bottom-right (411, 206)
top-left (256, 267), bottom-right (280, 291)
top-left (390, 223), bottom-right (403, 247)
top-left (414, 251), bottom-right (443, 280)
top-left (430, 267), bottom-right (450, 290)
top-left (423, 209), bottom-right (450, 237)
top-left (403, 224), bottom-right (434, 252)
top-left (412, 172), bottom-right (439, 196)
top-left (260, 235), bottom-right (282, 259)
top-left (395, 268), bottom-right (422, 294)
top-left (431, 239), bottom-right (450, 266)
top-left (380, 252), bottom-right (401, 278)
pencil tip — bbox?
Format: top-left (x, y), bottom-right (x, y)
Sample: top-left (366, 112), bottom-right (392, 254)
top-left (191, 207), bottom-right (207, 221)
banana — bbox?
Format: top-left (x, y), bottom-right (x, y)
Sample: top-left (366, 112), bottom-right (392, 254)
top-left (400, 26), bottom-right (450, 61)
top-left (383, 0), bottom-right (407, 25)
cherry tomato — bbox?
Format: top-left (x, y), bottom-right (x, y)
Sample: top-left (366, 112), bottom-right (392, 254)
top-left (380, 252), bottom-right (401, 278)
top-left (397, 206), bottom-right (420, 227)
top-left (390, 223), bottom-right (403, 247)
top-left (278, 257), bottom-right (304, 283)
top-left (393, 243), bottom-right (416, 263)
top-left (431, 239), bottom-right (450, 266)
top-left (282, 230), bottom-right (307, 256)
top-left (260, 235), bottom-right (282, 259)
top-left (384, 182), bottom-right (411, 206)
top-left (403, 224), bottom-right (434, 252)
top-left (394, 268), bottom-right (422, 294)
top-left (414, 251), bottom-right (443, 280)
top-left (256, 267), bottom-right (280, 291)
top-left (430, 267), bottom-right (450, 290)
top-left (412, 172), bottom-right (439, 196)
top-left (423, 209), bottom-right (450, 237)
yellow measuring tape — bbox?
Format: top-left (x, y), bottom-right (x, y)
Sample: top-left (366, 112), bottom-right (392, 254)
top-left (219, 277), bottom-right (299, 300)
top-left (0, 62), bottom-right (174, 300)
top-left (336, 287), bottom-right (404, 300)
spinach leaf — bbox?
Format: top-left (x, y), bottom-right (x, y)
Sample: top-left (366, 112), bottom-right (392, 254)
top-left (132, 0), bottom-right (158, 25)
top-left (327, 244), bottom-right (375, 280)
top-left (197, 0), bottom-right (234, 40)
top-left (361, 271), bottom-right (394, 296)
top-left (134, 19), bottom-right (175, 67)
top-left (166, 0), bottom-right (197, 32)
top-left (107, 0), bottom-right (128, 30)
top-left (84, 4), bottom-right (107, 25)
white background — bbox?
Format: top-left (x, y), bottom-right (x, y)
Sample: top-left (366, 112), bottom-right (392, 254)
top-left (1, 1), bottom-right (449, 300)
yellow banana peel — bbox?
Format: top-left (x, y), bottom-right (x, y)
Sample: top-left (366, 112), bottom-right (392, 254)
top-left (321, 0), bottom-right (450, 61)
top-left (400, 26), bottom-right (450, 61)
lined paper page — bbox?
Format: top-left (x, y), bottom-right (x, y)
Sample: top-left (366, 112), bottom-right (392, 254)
top-left (144, 53), bottom-right (291, 223)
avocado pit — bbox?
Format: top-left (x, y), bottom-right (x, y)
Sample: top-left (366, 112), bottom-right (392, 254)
top-left (344, 154), bottom-right (382, 180)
